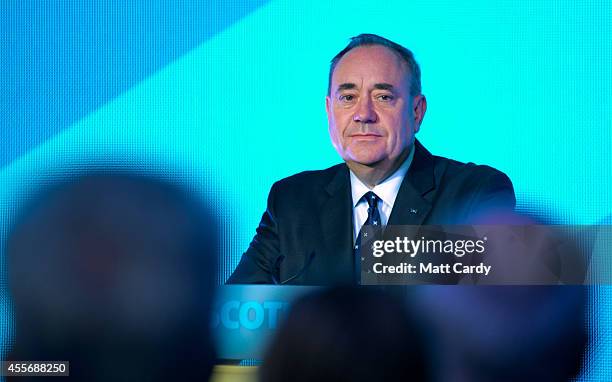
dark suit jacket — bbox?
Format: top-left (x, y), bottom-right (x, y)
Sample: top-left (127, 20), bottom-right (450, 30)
top-left (227, 140), bottom-right (515, 285)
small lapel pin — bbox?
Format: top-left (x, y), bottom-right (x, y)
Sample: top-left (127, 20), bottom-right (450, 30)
top-left (410, 208), bottom-right (418, 214)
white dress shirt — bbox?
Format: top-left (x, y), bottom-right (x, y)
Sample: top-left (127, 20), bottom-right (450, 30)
top-left (350, 145), bottom-right (415, 242)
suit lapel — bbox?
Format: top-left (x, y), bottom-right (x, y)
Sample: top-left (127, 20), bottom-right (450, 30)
top-left (388, 140), bottom-right (436, 225)
top-left (316, 164), bottom-right (354, 282)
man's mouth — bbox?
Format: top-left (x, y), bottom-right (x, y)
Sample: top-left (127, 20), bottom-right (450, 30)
top-left (350, 133), bottom-right (382, 140)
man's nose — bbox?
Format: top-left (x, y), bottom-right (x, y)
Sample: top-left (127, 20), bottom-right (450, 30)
top-left (353, 97), bottom-right (377, 123)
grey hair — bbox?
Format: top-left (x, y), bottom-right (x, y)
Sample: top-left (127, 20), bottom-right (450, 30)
top-left (328, 33), bottom-right (421, 96)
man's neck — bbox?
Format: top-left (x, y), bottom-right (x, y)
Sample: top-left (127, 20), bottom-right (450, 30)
top-left (347, 147), bottom-right (412, 189)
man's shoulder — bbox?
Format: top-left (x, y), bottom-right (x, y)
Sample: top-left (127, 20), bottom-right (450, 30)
top-left (412, 140), bottom-right (512, 187)
top-left (271, 163), bottom-right (347, 192)
top-left (262, 164), bottom-right (348, 219)
top-left (432, 154), bottom-right (511, 184)
top-left (426, 152), bottom-right (515, 220)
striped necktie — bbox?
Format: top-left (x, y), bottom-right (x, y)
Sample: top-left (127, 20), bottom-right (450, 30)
top-left (354, 191), bottom-right (381, 284)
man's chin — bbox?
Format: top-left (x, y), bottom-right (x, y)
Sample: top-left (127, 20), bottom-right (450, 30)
top-left (345, 157), bottom-right (387, 169)
top-left (343, 147), bottom-right (387, 164)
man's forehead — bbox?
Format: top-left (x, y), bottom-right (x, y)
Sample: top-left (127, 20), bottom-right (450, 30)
top-left (331, 45), bottom-right (410, 90)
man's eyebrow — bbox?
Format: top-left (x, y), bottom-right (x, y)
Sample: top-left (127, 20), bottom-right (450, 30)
top-left (373, 83), bottom-right (394, 91)
top-left (334, 83), bottom-right (395, 93)
top-left (336, 83), bottom-right (357, 93)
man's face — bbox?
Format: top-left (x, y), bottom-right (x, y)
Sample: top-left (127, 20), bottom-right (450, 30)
top-left (326, 45), bottom-right (426, 172)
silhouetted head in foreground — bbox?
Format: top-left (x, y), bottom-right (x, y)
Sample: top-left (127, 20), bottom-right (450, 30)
top-left (260, 286), bottom-right (430, 382)
top-left (412, 285), bottom-right (586, 382)
top-left (6, 173), bottom-right (218, 381)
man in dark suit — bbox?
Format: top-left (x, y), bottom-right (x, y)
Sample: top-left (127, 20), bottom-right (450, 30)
top-left (228, 34), bottom-right (515, 285)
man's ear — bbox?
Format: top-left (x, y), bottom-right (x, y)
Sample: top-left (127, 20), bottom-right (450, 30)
top-left (325, 96), bottom-right (332, 125)
top-left (412, 94), bottom-right (427, 133)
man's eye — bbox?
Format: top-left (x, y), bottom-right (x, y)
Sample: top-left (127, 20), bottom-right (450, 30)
top-left (339, 94), bottom-right (355, 102)
top-left (377, 94), bottom-right (394, 102)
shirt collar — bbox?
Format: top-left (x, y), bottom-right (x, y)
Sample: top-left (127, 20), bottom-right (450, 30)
top-left (350, 144), bottom-right (415, 208)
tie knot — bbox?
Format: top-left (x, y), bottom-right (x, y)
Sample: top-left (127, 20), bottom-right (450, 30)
top-left (363, 191), bottom-right (379, 210)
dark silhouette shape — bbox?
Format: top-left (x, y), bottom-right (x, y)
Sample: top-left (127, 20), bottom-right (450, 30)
top-left (260, 286), bottom-right (430, 382)
top-left (411, 285), bottom-right (586, 382)
top-left (6, 173), bottom-right (218, 381)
